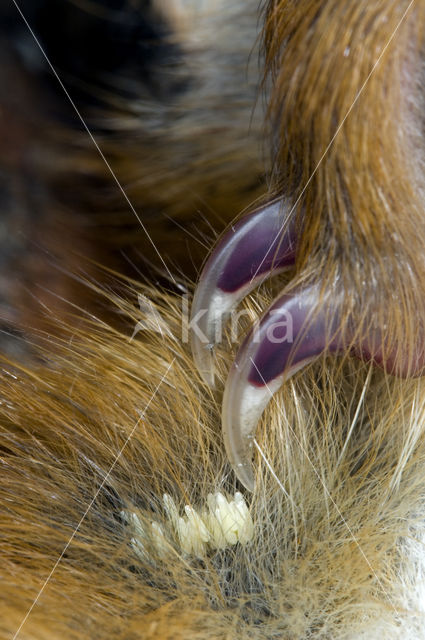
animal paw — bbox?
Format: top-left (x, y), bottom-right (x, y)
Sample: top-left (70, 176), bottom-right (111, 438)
top-left (191, 200), bottom-right (425, 490)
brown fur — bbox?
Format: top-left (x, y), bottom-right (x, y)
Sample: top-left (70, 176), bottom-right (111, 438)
top-left (264, 1), bottom-right (425, 370)
top-left (0, 0), bottom-right (266, 335)
top-left (1, 285), bottom-right (425, 639)
top-left (2, 1), bottom-right (425, 638)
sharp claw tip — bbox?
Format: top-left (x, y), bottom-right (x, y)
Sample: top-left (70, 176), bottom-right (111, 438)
top-left (234, 463), bottom-right (255, 492)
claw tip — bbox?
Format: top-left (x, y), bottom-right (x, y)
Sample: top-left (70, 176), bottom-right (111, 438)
top-left (235, 462), bottom-right (255, 492)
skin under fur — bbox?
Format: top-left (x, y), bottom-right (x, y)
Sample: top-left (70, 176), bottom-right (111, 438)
top-left (2, 1), bottom-right (425, 638)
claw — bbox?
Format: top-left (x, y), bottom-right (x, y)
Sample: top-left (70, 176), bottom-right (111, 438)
top-left (191, 204), bottom-right (425, 491)
top-left (222, 284), bottom-right (425, 491)
top-left (190, 200), bottom-right (296, 386)
top-left (222, 285), bottom-right (343, 491)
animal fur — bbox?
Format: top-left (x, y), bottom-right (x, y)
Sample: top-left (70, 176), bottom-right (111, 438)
top-left (0, 0), bottom-right (265, 302)
top-left (264, 1), bottom-right (425, 372)
top-left (1, 1), bottom-right (425, 639)
top-left (1, 285), bottom-right (425, 639)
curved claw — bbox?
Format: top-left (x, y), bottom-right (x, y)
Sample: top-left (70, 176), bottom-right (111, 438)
top-left (222, 285), bottom-right (343, 491)
top-left (190, 200), bottom-right (296, 386)
top-left (191, 204), bottom-right (425, 491)
top-left (222, 285), bottom-right (425, 491)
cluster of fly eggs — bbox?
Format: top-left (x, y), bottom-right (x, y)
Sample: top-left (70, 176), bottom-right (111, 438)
top-left (121, 491), bottom-right (254, 560)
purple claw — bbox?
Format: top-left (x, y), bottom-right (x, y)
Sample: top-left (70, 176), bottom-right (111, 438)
top-left (191, 202), bottom-right (425, 491)
top-left (222, 284), bottom-right (425, 491)
top-left (221, 285), bottom-right (343, 491)
top-left (190, 200), bottom-right (296, 386)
